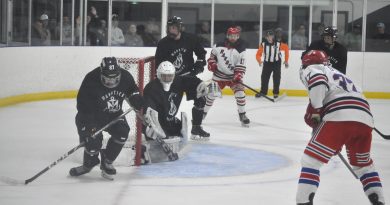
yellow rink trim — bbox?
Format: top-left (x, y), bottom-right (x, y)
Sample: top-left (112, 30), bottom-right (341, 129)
top-left (0, 89), bottom-right (389, 108)
top-left (0, 91), bottom-right (77, 107)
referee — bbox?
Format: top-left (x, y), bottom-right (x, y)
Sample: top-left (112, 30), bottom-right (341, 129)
top-left (255, 30), bottom-right (289, 98)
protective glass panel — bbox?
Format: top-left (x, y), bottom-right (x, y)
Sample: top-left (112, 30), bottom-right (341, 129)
top-left (168, 2), bottom-right (211, 47)
top-left (9, 0), bottom-right (29, 46)
top-left (365, 0), bottom-right (390, 52)
top-left (112, 1), bottom-right (162, 47)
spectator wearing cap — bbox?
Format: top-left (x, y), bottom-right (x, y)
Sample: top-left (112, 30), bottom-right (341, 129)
top-left (371, 22), bottom-right (390, 52)
top-left (255, 30), bottom-right (289, 99)
top-left (111, 14), bottom-right (125, 46)
top-left (343, 24), bottom-right (362, 51)
top-left (31, 14), bottom-right (51, 46)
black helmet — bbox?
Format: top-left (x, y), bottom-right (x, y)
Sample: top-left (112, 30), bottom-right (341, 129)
top-left (100, 57), bottom-right (121, 88)
top-left (167, 16), bottom-right (182, 28)
top-left (322, 26), bottom-right (338, 38)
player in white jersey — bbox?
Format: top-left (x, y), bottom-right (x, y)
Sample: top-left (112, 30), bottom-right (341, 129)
top-left (203, 27), bottom-right (250, 127)
top-left (296, 50), bottom-right (385, 205)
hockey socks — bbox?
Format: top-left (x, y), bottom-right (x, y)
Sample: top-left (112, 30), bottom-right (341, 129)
top-left (296, 167), bottom-right (320, 204)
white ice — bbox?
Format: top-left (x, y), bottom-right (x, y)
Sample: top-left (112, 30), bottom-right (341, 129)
top-left (0, 96), bottom-right (389, 205)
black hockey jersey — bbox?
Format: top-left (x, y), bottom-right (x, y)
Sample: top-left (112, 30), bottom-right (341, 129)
top-left (302, 40), bottom-right (348, 74)
top-left (143, 76), bottom-right (201, 134)
top-left (77, 67), bottom-right (141, 124)
top-left (155, 32), bottom-right (206, 76)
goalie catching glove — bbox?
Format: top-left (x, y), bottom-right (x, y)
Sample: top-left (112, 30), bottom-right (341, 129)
top-left (196, 81), bottom-right (222, 98)
top-left (304, 103), bottom-right (322, 128)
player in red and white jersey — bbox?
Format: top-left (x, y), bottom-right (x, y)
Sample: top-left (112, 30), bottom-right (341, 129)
top-left (203, 26), bottom-right (250, 127)
top-left (296, 50), bottom-right (385, 205)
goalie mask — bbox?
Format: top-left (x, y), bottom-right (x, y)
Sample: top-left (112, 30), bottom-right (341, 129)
top-left (100, 57), bottom-right (121, 88)
top-left (157, 61), bottom-right (175, 91)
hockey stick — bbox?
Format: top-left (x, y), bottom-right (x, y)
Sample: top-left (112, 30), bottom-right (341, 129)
top-left (238, 82), bottom-right (275, 102)
top-left (337, 153), bottom-right (358, 179)
top-left (0, 108), bottom-right (133, 185)
top-left (135, 110), bottom-right (178, 161)
top-left (373, 128), bottom-right (390, 140)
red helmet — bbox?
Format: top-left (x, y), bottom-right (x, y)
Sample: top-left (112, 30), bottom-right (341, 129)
top-left (226, 27), bottom-right (240, 43)
top-left (302, 50), bottom-right (328, 66)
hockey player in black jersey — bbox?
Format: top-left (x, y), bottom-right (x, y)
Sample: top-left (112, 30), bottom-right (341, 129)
top-left (69, 57), bottom-right (144, 179)
top-left (143, 61), bottom-right (216, 141)
top-left (155, 16), bottom-right (210, 139)
top-left (302, 26), bottom-right (348, 74)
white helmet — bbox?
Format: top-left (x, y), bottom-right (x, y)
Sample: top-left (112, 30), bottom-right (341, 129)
top-left (157, 61), bottom-right (175, 91)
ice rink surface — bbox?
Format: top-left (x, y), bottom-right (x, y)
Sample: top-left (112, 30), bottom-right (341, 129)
top-left (0, 96), bottom-right (389, 205)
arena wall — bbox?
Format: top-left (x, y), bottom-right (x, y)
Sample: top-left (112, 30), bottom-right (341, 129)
top-left (0, 47), bottom-right (389, 106)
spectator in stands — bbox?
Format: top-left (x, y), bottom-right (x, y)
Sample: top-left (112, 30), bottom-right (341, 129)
top-left (198, 21), bottom-right (211, 47)
top-left (275, 27), bottom-right (287, 43)
top-left (111, 14), bottom-right (125, 46)
top-left (125, 23), bottom-right (144, 47)
top-left (31, 14), bottom-right (51, 46)
top-left (312, 23), bottom-right (325, 42)
top-left (343, 24), bottom-right (362, 51)
top-left (87, 6), bottom-right (100, 46)
top-left (74, 16), bottom-right (82, 45)
top-left (96, 19), bottom-right (108, 46)
top-left (137, 24), bottom-right (158, 47)
top-left (56, 16), bottom-right (72, 45)
top-left (373, 22), bottom-right (390, 51)
top-left (146, 18), bottom-right (160, 41)
top-left (292, 24), bottom-right (308, 50)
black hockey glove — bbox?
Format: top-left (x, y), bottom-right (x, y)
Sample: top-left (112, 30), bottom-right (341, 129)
top-left (128, 94), bottom-right (144, 111)
top-left (192, 59), bottom-right (206, 75)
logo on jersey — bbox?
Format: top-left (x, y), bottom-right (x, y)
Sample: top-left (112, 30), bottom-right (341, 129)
top-left (167, 93), bottom-right (177, 121)
top-left (219, 49), bottom-right (234, 71)
top-left (171, 48), bottom-right (187, 73)
top-left (101, 90), bottom-right (125, 113)
top-left (106, 96), bottom-right (120, 112)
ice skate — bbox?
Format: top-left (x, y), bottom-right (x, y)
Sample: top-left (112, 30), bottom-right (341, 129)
top-left (100, 151), bottom-right (116, 180)
top-left (297, 193), bottom-right (314, 205)
top-left (368, 193), bottom-right (384, 205)
top-left (190, 125), bottom-right (210, 141)
top-left (239, 112), bottom-right (250, 127)
top-left (69, 165), bottom-right (93, 177)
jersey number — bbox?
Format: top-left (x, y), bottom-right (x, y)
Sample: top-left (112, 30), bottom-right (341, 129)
top-left (333, 74), bottom-right (357, 92)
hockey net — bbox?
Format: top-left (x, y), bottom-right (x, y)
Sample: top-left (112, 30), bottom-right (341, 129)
top-left (102, 56), bottom-right (155, 167)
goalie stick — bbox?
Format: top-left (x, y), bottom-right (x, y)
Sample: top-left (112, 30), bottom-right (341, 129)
top-left (0, 108), bottom-right (134, 185)
top-left (374, 128), bottom-right (390, 140)
top-left (239, 82), bottom-right (285, 103)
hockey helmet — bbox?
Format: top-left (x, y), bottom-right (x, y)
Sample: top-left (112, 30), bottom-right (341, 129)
top-left (302, 50), bottom-right (328, 67)
top-left (322, 26), bottom-right (338, 38)
top-left (226, 27), bottom-right (240, 43)
top-left (167, 16), bottom-right (182, 38)
top-left (157, 61), bottom-right (175, 91)
top-left (100, 57), bottom-right (121, 88)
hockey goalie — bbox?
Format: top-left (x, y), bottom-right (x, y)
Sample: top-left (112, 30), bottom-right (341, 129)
top-left (140, 61), bottom-right (221, 163)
